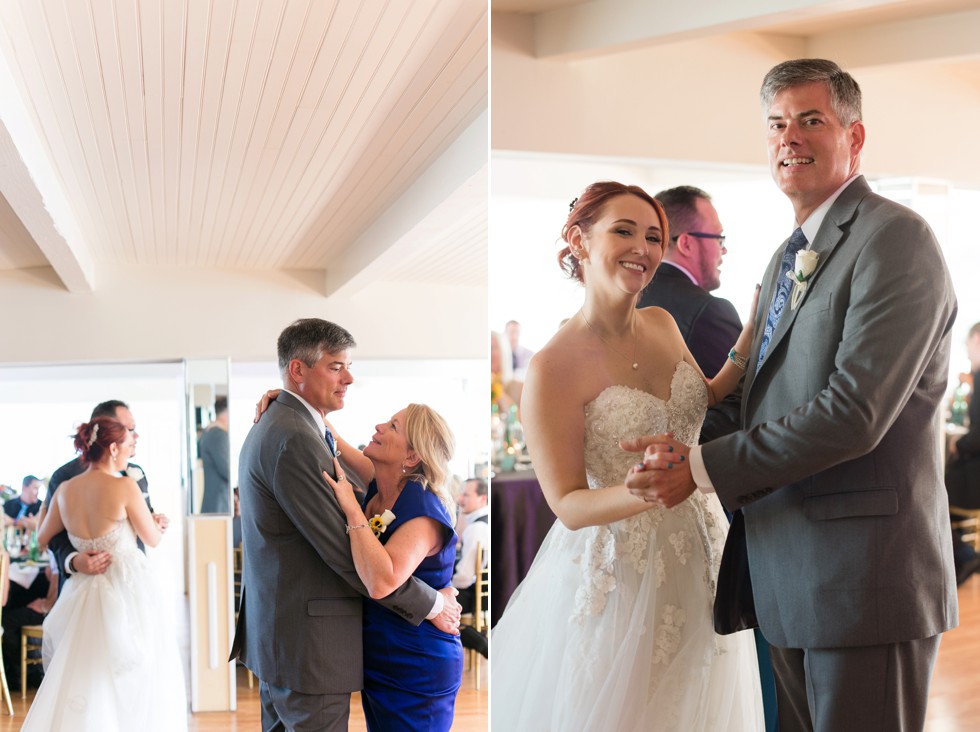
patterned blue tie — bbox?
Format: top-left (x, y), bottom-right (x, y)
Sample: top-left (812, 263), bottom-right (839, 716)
top-left (324, 426), bottom-right (337, 456)
top-left (757, 227), bottom-right (808, 369)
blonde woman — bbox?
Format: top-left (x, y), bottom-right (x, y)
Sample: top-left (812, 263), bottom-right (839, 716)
top-left (322, 404), bottom-right (462, 732)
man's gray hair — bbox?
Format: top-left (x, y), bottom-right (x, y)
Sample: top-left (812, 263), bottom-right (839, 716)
top-left (277, 319), bottom-right (356, 379)
top-left (761, 58), bottom-right (862, 127)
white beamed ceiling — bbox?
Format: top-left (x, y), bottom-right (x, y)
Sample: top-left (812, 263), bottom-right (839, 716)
top-left (0, 0), bottom-right (488, 293)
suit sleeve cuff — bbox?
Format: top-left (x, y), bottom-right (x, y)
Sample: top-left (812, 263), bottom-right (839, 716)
top-left (690, 446), bottom-right (716, 494)
top-left (64, 551), bottom-right (79, 575)
top-left (425, 591), bottom-right (444, 620)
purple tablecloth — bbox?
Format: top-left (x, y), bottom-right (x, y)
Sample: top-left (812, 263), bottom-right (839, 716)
top-left (490, 470), bottom-right (556, 627)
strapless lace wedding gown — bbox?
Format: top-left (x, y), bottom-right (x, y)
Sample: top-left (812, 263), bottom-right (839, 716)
top-left (21, 519), bottom-right (187, 732)
top-left (491, 362), bottom-right (763, 731)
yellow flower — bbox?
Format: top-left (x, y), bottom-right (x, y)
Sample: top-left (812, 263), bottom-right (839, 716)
top-left (369, 510), bottom-right (396, 537)
top-left (491, 375), bottom-right (503, 404)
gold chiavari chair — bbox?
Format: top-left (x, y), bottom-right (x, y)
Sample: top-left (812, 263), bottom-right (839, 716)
top-left (20, 624), bottom-right (44, 701)
top-left (460, 543), bottom-right (489, 690)
top-left (950, 505), bottom-right (980, 551)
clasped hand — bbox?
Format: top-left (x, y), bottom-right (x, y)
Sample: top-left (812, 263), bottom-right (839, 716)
top-left (620, 433), bottom-right (697, 508)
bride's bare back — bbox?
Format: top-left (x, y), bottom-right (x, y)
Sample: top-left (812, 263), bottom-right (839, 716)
top-left (52, 469), bottom-right (160, 547)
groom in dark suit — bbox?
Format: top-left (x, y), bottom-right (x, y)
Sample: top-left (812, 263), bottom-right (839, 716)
top-left (626, 59), bottom-right (957, 731)
top-left (636, 185), bottom-right (741, 380)
top-left (45, 399), bottom-right (151, 594)
top-left (230, 318), bottom-right (460, 731)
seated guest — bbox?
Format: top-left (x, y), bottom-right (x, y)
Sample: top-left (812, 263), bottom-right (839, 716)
top-left (947, 321), bottom-right (980, 584)
top-left (453, 478), bottom-right (488, 611)
top-left (4, 475), bottom-right (43, 530)
top-left (1, 549), bottom-right (57, 691)
top-left (453, 478), bottom-right (488, 657)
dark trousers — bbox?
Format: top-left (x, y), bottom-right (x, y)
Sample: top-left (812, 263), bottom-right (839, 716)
top-left (770, 635), bottom-right (941, 732)
top-left (259, 679), bottom-right (350, 732)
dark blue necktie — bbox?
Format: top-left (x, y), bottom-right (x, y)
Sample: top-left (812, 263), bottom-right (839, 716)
top-left (757, 227), bottom-right (808, 369)
top-left (324, 427), bottom-right (337, 456)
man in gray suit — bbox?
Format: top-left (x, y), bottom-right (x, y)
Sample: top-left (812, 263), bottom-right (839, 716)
top-left (230, 318), bottom-right (460, 731)
top-left (625, 59), bottom-right (957, 731)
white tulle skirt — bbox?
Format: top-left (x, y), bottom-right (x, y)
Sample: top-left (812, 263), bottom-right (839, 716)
top-left (21, 551), bottom-right (187, 731)
top-left (491, 498), bottom-right (764, 732)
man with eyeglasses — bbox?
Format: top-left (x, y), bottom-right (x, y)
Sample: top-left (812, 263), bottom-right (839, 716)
top-left (43, 399), bottom-right (163, 596)
top-left (638, 184), bottom-right (778, 730)
top-left (637, 185), bottom-right (741, 379)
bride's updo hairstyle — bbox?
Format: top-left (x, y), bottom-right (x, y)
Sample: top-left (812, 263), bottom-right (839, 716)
top-left (74, 417), bottom-right (128, 466)
top-left (403, 404), bottom-right (456, 520)
top-left (558, 181), bottom-right (668, 283)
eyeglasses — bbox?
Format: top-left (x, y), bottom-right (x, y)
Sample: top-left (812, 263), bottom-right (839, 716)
top-left (673, 232), bottom-right (726, 247)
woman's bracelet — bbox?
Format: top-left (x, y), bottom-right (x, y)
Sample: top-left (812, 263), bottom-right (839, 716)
top-left (345, 523), bottom-right (369, 535)
top-left (728, 347), bottom-right (749, 371)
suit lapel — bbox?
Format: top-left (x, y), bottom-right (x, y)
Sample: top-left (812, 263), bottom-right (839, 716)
top-left (751, 177), bottom-right (869, 381)
top-left (276, 392), bottom-right (327, 442)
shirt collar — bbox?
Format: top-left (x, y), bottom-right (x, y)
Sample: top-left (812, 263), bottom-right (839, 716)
top-left (660, 260), bottom-right (699, 286)
top-left (799, 174), bottom-right (860, 245)
top-left (463, 504), bottom-right (489, 521)
top-left (282, 389), bottom-right (326, 431)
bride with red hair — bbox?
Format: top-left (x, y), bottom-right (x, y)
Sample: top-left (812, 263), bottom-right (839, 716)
top-left (23, 416), bottom-right (186, 731)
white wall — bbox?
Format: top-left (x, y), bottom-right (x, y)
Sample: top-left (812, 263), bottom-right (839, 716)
top-left (491, 13), bottom-right (980, 189)
top-left (0, 266), bottom-right (487, 364)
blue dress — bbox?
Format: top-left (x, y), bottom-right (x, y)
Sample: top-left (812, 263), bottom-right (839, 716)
top-left (361, 479), bottom-right (463, 731)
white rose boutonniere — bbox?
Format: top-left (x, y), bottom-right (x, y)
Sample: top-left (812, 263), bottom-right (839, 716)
top-left (786, 249), bottom-right (820, 310)
top-left (368, 509), bottom-right (396, 537)
top-left (126, 465), bottom-right (145, 482)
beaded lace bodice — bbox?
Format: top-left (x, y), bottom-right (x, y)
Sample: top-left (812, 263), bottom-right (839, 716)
top-left (583, 361), bottom-right (708, 487)
top-left (572, 361), bottom-right (727, 625)
top-left (68, 518), bottom-right (138, 556)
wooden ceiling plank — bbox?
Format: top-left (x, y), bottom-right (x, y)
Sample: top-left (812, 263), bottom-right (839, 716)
top-left (9, 1), bottom-right (119, 265)
top-left (231, 0), bottom-right (378, 270)
top-left (295, 11), bottom-right (486, 267)
top-left (199, 0), bottom-right (264, 266)
top-left (88, 0), bottom-right (149, 264)
top-left (322, 108), bottom-right (486, 298)
top-left (188, 0), bottom-right (237, 266)
top-left (56, 0), bottom-right (135, 264)
top-left (209, 0), bottom-right (293, 268)
top-left (251, 1), bottom-right (428, 268)
top-left (157, 0), bottom-right (186, 263)
top-left (114, 0), bottom-right (158, 262)
top-left (134, 0), bottom-right (168, 266)
top-left (175, 0), bottom-right (212, 266)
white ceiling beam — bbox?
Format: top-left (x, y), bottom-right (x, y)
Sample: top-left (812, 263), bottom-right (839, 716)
top-left (0, 47), bottom-right (93, 292)
top-left (323, 107), bottom-right (488, 299)
top-left (532, 0), bottom-right (907, 58)
top-left (808, 7), bottom-right (980, 69)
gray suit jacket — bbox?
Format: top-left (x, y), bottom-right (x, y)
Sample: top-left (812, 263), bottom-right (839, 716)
top-left (705, 176), bottom-right (958, 649)
top-left (229, 392), bottom-right (438, 694)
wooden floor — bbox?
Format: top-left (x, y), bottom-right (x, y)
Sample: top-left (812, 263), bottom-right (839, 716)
top-left (0, 655), bottom-right (488, 730)
top-left (2, 578), bottom-right (978, 730)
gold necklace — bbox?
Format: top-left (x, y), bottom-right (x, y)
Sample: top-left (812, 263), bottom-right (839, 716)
top-left (580, 310), bottom-right (639, 370)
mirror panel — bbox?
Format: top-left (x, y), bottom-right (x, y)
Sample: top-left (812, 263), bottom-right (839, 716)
top-left (185, 359), bottom-right (231, 515)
